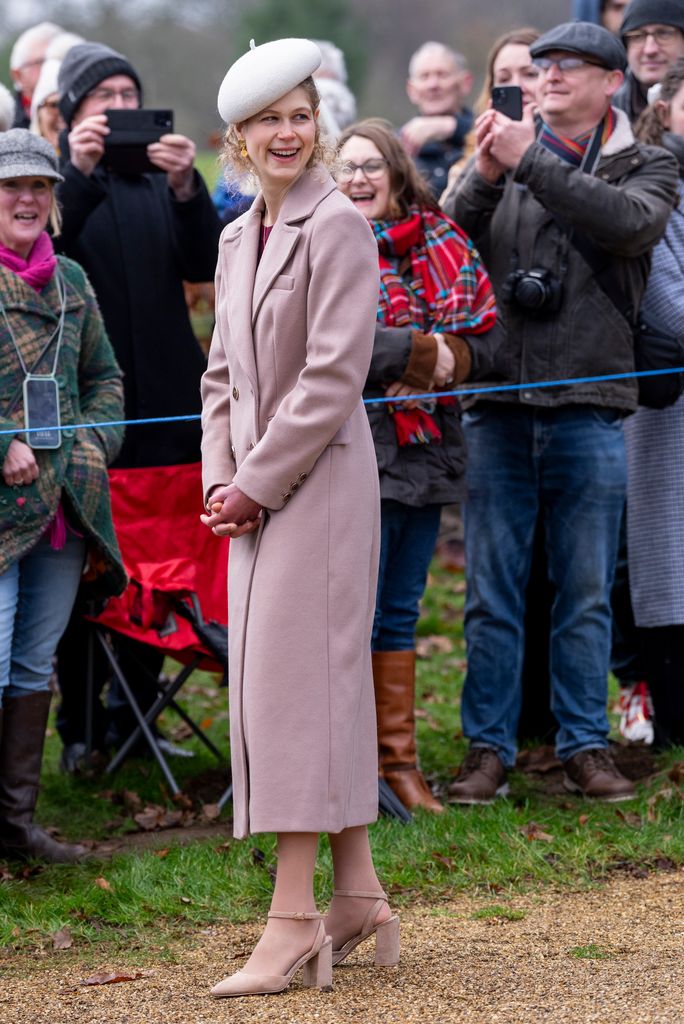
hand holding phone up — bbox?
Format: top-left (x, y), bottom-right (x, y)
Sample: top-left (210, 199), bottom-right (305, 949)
top-left (147, 133), bottom-right (197, 200)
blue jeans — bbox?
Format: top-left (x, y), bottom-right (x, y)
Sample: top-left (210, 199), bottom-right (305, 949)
top-left (0, 531), bottom-right (86, 706)
top-left (462, 404), bottom-right (626, 767)
top-left (373, 500), bottom-right (442, 651)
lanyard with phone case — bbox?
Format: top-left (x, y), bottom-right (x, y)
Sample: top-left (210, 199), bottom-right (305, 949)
top-left (2, 269), bottom-right (66, 450)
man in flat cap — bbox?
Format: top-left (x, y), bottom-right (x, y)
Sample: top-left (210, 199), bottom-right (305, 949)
top-left (53, 42), bottom-right (221, 770)
top-left (442, 22), bottom-right (677, 803)
top-left (615, 0), bottom-right (684, 121)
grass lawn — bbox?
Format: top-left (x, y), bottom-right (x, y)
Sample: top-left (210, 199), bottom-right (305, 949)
top-left (1, 565), bottom-right (682, 963)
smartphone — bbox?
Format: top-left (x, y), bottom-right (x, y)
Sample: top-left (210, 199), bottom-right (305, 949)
top-left (104, 108), bottom-right (174, 175)
top-left (23, 375), bottom-right (61, 449)
top-left (491, 85), bottom-right (523, 121)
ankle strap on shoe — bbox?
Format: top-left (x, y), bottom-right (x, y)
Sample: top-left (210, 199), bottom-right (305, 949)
top-left (333, 889), bottom-right (387, 900)
top-left (267, 910), bottom-right (324, 920)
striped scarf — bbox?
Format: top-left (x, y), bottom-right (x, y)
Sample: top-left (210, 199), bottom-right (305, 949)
top-left (537, 108), bottom-right (616, 167)
top-left (371, 206), bottom-right (496, 445)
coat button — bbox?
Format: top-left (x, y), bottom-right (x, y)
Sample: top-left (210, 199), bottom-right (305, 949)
top-left (282, 492), bottom-right (290, 503)
top-left (297, 472), bottom-right (307, 483)
top-left (232, 386), bottom-right (239, 400)
top-left (292, 481), bottom-right (299, 491)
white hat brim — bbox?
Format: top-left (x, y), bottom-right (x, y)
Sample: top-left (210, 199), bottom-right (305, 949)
top-left (218, 38), bottom-right (322, 124)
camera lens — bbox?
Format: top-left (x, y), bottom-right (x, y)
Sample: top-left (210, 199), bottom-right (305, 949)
top-left (515, 276), bottom-right (548, 309)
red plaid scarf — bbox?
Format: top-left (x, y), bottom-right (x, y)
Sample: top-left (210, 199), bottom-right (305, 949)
top-left (371, 206), bottom-right (496, 445)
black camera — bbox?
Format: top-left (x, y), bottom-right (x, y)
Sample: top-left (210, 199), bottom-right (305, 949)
top-left (501, 267), bottom-right (563, 314)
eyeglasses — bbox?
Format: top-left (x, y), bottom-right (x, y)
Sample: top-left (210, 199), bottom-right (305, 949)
top-left (336, 158), bottom-right (389, 183)
top-left (624, 26), bottom-right (682, 46)
top-left (532, 56), bottom-right (605, 72)
top-left (39, 100), bottom-right (60, 112)
top-left (86, 87), bottom-right (140, 104)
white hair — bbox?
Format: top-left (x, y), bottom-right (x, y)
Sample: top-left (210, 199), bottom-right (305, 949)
top-left (45, 31), bottom-right (85, 61)
top-left (0, 83), bottom-right (15, 132)
top-left (316, 78), bottom-right (357, 139)
top-left (312, 39), bottom-right (349, 83)
top-left (10, 21), bottom-right (63, 71)
top-left (408, 41), bottom-right (467, 79)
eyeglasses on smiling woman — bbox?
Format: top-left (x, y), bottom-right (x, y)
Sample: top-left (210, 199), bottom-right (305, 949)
top-left (336, 157), bottom-right (389, 183)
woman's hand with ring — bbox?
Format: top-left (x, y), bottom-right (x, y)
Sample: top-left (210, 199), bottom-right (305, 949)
top-left (2, 439), bottom-right (39, 486)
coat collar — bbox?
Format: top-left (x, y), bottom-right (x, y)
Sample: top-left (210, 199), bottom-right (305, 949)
top-left (0, 260), bottom-right (84, 320)
top-left (220, 168), bottom-right (337, 387)
top-left (601, 107), bottom-right (636, 159)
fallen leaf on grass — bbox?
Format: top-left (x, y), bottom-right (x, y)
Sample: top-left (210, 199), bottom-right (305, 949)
top-left (201, 803), bottom-right (221, 821)
top-left (152, 848), bottom-right (170, 859)
top-left (416, 635), bottom-right (454, 658)
top-left (52, 927), bottom-right (73, 950)
top-left (133, 805), bottom-right (187, 831)
top-left (578, 814), bottom-right (589, 827)
top-left (94, 877), bottom-right (112, 891)
top-left (432, 853), bottom-right (456, 870)
top-left (180, 896), bottom-right (192, 904)
top-left (0, 866), bottom-right (14, 882)
top-left (519, 822), bottom-right (555, 843)
top-left (667, 762), bottom-right (684, 785)
top-left (615, 808), bottom-right (642, 827)
top-left (81, 970), bottom-right (144, 987)
top-left (516, 747), bottom-right (561, 774)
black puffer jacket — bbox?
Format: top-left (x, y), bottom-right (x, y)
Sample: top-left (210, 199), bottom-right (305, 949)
top-left (56, 143), bottom-right (221, 467)
top-left (443, 109), bottom-right (678, 412)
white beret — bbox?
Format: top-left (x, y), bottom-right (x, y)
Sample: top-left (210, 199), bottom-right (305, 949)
top-left (218, 38), bottom-right (322, 124)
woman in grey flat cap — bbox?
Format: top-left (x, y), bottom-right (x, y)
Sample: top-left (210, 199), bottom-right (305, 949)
top-left (201, 39), bottom-right (398, 998)
top-left (0, 129), bottom-right (125, 863)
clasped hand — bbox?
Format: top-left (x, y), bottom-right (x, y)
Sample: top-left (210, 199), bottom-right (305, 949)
top-left (2, 439), bottom-right (39, 487)
top-left (200, 483), bottom-right (262, 538)
top-left (475, 105), bottom-right (536, 183)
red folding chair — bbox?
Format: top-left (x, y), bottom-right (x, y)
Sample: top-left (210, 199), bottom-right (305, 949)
top-left (89, 462), bottom-right (230, 799)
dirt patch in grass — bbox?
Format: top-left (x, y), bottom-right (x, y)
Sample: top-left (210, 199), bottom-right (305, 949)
top-left (1, 868), bottom-right (681, 1024)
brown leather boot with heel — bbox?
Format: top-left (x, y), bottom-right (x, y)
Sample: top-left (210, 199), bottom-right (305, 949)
top-left (372, 650), bottom-right (443, 813)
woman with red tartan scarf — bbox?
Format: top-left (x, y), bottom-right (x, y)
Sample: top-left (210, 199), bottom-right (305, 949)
top-left (337, 118), bottom-right (496, 814)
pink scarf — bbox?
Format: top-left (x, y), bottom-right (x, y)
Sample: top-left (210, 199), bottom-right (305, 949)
top-left (0, 231), bottom-right (57, 291)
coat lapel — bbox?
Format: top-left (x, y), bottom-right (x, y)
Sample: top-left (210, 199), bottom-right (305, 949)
top-left (224, 205), bottom-right (261, 389)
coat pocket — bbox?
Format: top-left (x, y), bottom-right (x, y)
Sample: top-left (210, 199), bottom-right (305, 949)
top-left (272, 275), bottom-right (294, 291)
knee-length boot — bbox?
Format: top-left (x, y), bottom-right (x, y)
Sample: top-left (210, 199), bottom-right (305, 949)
top-left (372, 650), bottom-right (443, 813)
top-left (0, 692), bottom-right (87, 862)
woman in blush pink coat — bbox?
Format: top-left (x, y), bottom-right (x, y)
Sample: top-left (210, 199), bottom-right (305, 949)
top-left (200, 39), bottom-right (399, 1000)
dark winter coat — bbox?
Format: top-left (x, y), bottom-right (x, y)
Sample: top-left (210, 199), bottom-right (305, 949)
top-left (365, 325), bottom-right (466, 506)
top-left (0, 257), bottom-right (126, 600)
top-left (56, 144), bottom-right (221, 467)
top-left (442, 109), bottom-right (678, 412)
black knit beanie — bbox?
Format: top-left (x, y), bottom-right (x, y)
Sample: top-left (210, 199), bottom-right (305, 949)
top-left (621, 0), bottom-right (684, 37)
top-left (58, 42), bottom-right (143, 127)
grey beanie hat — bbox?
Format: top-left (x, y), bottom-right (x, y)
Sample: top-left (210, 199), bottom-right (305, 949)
top-left (621, 0), bottom-right (684, 36)
top-left (530, 21), bottom-right (628, 70)
top-left (58, 42), bottom-right (142, 127)
top-left (0, 129), bottom-right (63, 182)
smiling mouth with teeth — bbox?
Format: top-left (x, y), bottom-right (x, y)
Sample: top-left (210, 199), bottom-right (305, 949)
top-left (270, 149), bottom-right (298, 157)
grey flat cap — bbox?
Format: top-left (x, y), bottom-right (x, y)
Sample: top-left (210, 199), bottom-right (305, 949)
top-left (0, 128), bottom-right (63, 182)
top-left (530, 21), bottom-right (628, 71)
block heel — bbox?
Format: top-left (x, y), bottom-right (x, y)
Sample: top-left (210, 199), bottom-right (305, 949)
top-left (302, 935), bottom-right (333, 989)
top-left (374, 914), bottom-right (400, 966)
top-left (330, 889), bottom-right (400, 967)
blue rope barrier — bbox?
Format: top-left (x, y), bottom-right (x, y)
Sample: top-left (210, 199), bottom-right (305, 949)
top-left (2, 366), bottom-right (684, 436)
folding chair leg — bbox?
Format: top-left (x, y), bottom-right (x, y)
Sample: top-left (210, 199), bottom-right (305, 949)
top-left (217, 782), bottom-right (233, 811)
top-left (96, 631), bottom-right (181, 795)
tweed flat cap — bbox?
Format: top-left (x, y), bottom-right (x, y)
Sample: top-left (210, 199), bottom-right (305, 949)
top-left (530, 21), bottom-right (628, 71)
top-left (0, 129), bottom-right (63, 182)
top-left (622, 0), bottom-right (684, 35)
top-left (218, 38), bottom-right (322, 124)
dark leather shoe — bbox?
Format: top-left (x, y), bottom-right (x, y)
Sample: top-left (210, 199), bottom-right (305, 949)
top-left (563, 748), bottom-right (635, 802)
top-left (447, 747), bottom-right (509, 804)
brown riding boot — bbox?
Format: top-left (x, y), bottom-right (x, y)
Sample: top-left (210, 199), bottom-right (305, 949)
top-left (0, 692), bottom-right (87, 863)
top-left (372, 650), bottom-right (443, 813)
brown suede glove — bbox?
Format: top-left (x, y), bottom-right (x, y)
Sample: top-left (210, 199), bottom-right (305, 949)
top-left (401, 330), bottom-right (438, 390)
top-left (442, 333), bottom-right (472, 384)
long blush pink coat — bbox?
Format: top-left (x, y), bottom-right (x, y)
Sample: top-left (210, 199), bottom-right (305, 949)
top-left (201, 169), bottom-right (381, 838)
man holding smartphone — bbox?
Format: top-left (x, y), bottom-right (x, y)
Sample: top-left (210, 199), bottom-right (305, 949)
top-left (53, 42), bottom-right (221, 770)
top-left (442, 22), bottom-right (677, 804)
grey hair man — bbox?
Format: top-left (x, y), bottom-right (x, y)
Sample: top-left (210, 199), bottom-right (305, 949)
top-left (9, 21), bottom-right (63, 128)
top-left (401, 40), bottom-right (473, 197)
top-left (615, 0), bottom-right (684, 120)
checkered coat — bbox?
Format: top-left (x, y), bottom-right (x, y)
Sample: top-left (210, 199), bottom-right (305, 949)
top-left (0, 256), bottom-right (126, 600)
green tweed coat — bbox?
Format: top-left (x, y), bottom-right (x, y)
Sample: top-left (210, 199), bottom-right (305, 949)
top-left (0, 256), bottom-right (126, 600)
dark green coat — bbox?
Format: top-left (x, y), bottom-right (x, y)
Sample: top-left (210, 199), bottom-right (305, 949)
top-left (0, 256), bottom-right (126, 600)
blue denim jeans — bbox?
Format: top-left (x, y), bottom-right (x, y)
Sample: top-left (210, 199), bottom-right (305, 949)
top-left (461, 404), bottom-right (626, 767)
top-left (0, 531), bottom-right (86, 706)
top-left (373, 500), bottom-right (442, 651)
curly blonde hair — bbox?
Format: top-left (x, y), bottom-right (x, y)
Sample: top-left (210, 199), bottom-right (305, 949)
top-left (220, 76), bottom-right (337, 186)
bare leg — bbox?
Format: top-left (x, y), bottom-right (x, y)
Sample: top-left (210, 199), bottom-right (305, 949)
top-left (326, 825), bottom-right (391, 948)
top-left (241, 832), bottom-right (320, 975)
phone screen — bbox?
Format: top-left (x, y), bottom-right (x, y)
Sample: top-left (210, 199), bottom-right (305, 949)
top-left (23, 376), bottom-right (61, 449)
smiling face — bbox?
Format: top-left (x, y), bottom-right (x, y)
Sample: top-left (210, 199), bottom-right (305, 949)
top-left (0, 176), bottom-right (52, 259)
top-left (238, 86), bottom-right (317, 193)
top-left (538, 51), bottom-right (623, 133)
top-left (626, 24), bottom-right (684, 87)
top-left (492, 42), bottom-right (542, 106)
top-left (337, 134), bottom-right (392, 221)
top-left (407, 46), bottom-right (471, 116)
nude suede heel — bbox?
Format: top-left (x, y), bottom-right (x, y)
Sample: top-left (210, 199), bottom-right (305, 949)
top-left (330, 889), bottom-right (400, 967)
top-left (210, 911), bottom-right (333, 998)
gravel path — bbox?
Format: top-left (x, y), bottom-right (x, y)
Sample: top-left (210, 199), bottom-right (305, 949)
top-left (1, 869), bottom-right (682, 1024)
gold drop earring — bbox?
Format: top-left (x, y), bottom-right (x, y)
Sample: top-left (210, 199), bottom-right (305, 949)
top-left (240, 141), bottom-right (249, 160)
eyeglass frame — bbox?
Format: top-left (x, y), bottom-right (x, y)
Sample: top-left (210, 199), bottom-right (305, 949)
top-left (531, 56), bottom-right (608, 73)
top-left (624, 26), bottom-right (683, 47)
top-left (84, 86), bottom-right (140, 104)
top-left (336, 158), bottom-right (390, 183)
